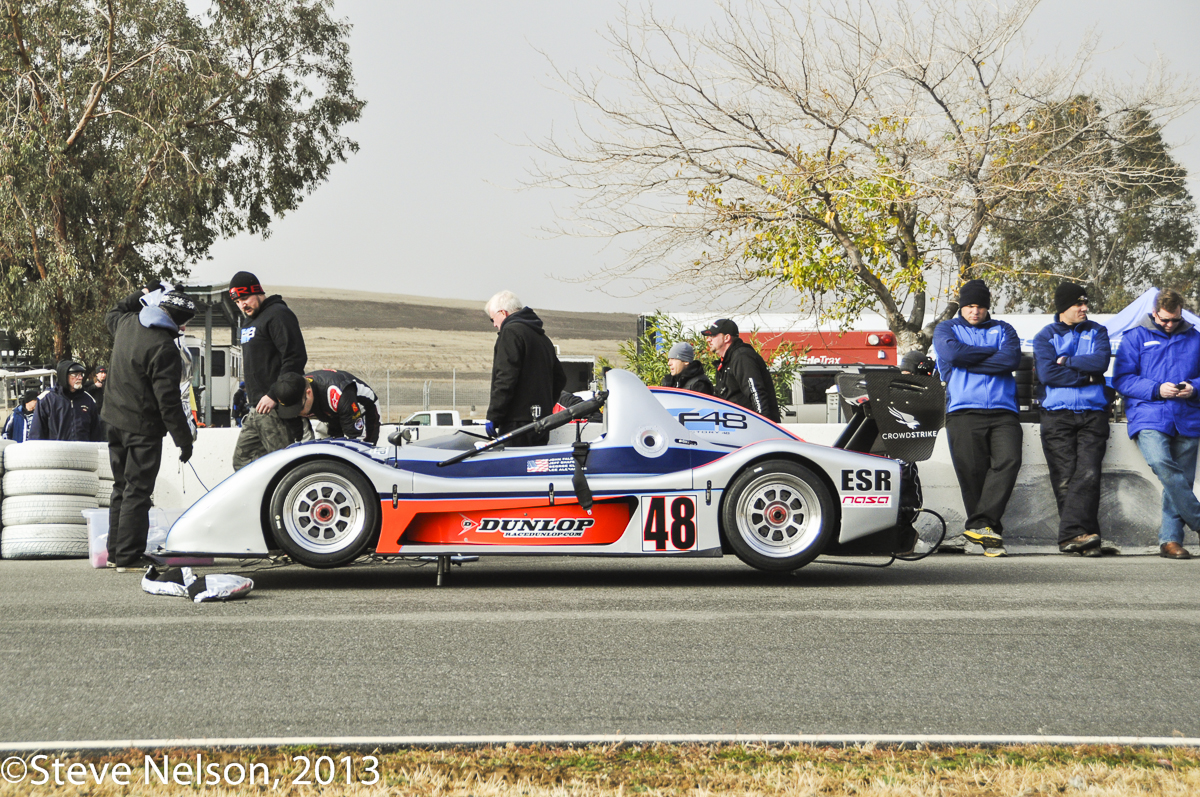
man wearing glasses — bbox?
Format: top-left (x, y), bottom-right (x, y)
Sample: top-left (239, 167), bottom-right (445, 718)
top-left (1032, 282), bottom-right (1111, 557)
top-left (1114, 288), bottom-right (1200, 559)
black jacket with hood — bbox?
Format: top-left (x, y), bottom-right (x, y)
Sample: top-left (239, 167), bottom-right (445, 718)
top-left (659, 360), bottom-right (714, 395)
top-left (714, 337), bottom-right (781, 422)
top-left (487, 307), bottom-right (567, 434)
top-left (30, 360), bottom-right (103, 441)
top-left (240, 295), bottom-right (307, 406)
top-left (101, 292), bottom-right (192, 448)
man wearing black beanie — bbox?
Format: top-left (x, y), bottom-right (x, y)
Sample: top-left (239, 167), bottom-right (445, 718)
top-left (933, 279), bottom-right (1022, 557)
top-left (1032, 282), bottom-right (1111, 556)
top-left (228, 271), bottom-right (308, 470)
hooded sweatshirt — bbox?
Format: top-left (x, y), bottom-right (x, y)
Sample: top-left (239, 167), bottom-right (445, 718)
top-left (240, 295), bottom-right (307, 406)
top-left (29, 360), bottom-right (103, 441)
top-left (487, 306), bottom-right (567, 433)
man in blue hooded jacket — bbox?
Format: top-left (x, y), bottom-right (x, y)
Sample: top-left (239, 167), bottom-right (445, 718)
top-left (1113, 288), bottom-right (1200, 559)
top-left (1033, 282), bottom-right (1111, 556)
top-left (933, 279), bottom-right (1022, 556)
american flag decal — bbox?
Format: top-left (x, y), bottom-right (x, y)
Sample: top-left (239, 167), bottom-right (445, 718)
top-left (527, 459), bottom-right (550, 473)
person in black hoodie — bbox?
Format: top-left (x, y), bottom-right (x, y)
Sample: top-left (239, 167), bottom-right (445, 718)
top-left (29, 359), bottom-right (103, 441)
top-left (228, 271), bottom-right (307, 469)
top-left (485, 290), bottom-right (566, 446)
top-left (658, 341), bottom-right (714, 394)
top-left (103, 286), bottom-right (196, 570)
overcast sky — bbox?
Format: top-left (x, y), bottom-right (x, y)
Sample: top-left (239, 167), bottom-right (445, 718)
top-left (187, 0), bottom-right (1200, 315)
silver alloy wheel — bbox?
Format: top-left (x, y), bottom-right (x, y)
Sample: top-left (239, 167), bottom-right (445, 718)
top-left (279, 472), bottom-right (368, 555)
top-left (732, 470), bottom-right (824, 558)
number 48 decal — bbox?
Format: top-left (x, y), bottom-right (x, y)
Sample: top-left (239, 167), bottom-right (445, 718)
top-left (641, 495), bottom-right (698, 552)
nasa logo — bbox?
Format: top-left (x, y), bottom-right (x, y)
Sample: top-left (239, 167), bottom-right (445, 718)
top-left (841, 495), bottom-right (892, 506)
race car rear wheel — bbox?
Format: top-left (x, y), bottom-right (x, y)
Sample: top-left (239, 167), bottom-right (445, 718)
top-left (269, 460), bottom-right (380, 568)
top-left (721, 460), bottom-right (834, 571)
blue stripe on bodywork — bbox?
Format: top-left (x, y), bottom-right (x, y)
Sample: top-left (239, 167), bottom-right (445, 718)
top-left (389, 447), bottom-right (726, 478)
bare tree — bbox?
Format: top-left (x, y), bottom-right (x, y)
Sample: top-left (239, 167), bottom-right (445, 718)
top-left (538, 0), bottom-right (1194, 350)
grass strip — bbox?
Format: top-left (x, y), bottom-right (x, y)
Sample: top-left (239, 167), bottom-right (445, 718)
top-left (0, 743), bottom-right (1197, 795)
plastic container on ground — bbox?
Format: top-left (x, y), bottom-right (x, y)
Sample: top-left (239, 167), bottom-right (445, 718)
top-left (83, 508), bottom-right (214, 568)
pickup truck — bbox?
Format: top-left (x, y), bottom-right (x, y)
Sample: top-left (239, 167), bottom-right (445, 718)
top-left (401, 410), bottom-right (485, 428)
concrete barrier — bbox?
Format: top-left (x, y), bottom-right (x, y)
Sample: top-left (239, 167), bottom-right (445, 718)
top-left (154, 422), bottom-right (1174, 554)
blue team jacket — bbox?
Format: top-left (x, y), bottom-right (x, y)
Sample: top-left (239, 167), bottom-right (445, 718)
top-left (933, 314), bottom-right (1021, 414)
top-left (1113, 314), bottom-right (1200, 437)
top-left (1032, 318), bottom-right (1111, 412)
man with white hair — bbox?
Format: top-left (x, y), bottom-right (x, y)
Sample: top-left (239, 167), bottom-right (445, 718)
top-left (485, 290), bottom-right (566, 446)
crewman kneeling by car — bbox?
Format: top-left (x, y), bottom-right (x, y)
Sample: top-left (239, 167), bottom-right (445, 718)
top-left (269, 370), bottom-right (382, 445)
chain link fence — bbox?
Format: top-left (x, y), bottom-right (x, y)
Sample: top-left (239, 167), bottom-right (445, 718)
top-left (369, 373), bottom-right (492, 423)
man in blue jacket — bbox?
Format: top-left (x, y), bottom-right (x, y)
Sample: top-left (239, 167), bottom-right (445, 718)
top-left (934, 279), bottom-right (1022, 556)
top-left (1113, 288), bottom-right (1200, 559)
top-left (1033, 282), bottom-right (1111, 556)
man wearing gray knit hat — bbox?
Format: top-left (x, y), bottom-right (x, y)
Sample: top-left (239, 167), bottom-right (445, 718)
top-left (659, 341), bottom-right (713, 395)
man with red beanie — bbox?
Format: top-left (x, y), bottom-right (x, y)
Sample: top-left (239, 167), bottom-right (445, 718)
top-left (228, 271), bottom-right (307, 469)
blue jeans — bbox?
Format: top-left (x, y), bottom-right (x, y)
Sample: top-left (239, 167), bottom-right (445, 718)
top-left (1135, 430), bottom-right (1200, 545)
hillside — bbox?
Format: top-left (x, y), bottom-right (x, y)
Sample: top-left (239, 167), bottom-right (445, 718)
top-left (272, 287), bottom-right (638, 419)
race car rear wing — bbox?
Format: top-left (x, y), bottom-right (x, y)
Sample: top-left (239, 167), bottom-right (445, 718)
top-left (832, 371), bottom-right (944, 462)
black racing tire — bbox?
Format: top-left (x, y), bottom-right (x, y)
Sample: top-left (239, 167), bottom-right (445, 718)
top-left (721, 460), bottom-right (835, 572)
top-left (268, 460), bottom-right (380, 568)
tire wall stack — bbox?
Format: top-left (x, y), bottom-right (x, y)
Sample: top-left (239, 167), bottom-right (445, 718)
top-left (0, 442), bottom-right (101, 559)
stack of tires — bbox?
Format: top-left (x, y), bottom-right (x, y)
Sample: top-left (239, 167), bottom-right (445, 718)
top-left (0, 442), bottom-right (101, 559)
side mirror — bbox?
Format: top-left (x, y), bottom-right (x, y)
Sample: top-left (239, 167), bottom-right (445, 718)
top-left (388, 428), bottom-right (416, 445)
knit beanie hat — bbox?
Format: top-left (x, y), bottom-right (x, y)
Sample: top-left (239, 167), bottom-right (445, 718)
top-left (159, 292), bottom-right (196, 327)
top-left (1054, 281), bottom-right (1088, 315)
top-left (958, 279), bottom-right (991, 310)
top-left (667, 342), bottom-right (695, 363)
top-left (228, 271), bottom-right (264, 300)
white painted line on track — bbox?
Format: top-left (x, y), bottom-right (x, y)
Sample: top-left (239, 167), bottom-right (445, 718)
top-left (2, 734), bottom-right (1200, 751)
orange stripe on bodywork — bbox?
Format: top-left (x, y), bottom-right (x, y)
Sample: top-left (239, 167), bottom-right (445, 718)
top-left (376, 497), bottom-right (633, 552)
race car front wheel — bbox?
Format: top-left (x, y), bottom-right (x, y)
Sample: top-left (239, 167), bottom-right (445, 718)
top-left (269, 460), bottom-right (380, 568)
top-left (721, 460), bottom-right (834, 571)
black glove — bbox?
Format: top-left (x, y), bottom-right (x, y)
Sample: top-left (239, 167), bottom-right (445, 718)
top-left (179, 442), bottom-right (193, 463)
top-left (142, 280), bottom-right (165, 294)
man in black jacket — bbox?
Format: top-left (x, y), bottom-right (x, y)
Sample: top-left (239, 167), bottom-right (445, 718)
top-left (269, 369), bottom-right (382, 445)
top-left (485, 290), bottom-right (567, 446)
top-left (29, 360), bottom-right (104, 441)
top-left (229, 271), bottom-right (308, 469)
top-left (702, 319), bottom-right (781, 422)
top-left (658, 342), bottom-right (713, 394)
top-left (103, 287), bottom-right (196, 571)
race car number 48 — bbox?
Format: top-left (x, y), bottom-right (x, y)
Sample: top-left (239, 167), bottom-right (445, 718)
top-left (641, 495), bottom-right (698, 552)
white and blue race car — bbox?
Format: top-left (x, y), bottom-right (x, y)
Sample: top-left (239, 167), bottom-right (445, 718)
top-left (160, 369), bottom-right (940, 575)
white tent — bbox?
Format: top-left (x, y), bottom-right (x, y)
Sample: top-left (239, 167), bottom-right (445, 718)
top-left (1101, 287), bottom-right (1200, 353)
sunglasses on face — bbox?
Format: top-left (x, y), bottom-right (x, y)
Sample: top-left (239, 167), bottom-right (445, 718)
top-left (1156, 313), bottom-right (1184, 326)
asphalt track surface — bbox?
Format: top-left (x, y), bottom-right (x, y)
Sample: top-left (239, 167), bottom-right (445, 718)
top-left (1, 553), bottom-right (1197, 745)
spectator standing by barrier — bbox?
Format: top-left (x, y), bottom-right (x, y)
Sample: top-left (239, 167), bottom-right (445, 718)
top-left (485, 290), bottom-right (566, 446)
top-left (1033, 282), bottom-right (1111, 557)
top-left (933, 280), bottom-right (1022, 557)
top-left (102, 287), bottom-right (197, 571)
top-left (229, 271), bottom-right (307, 469)
top-left (29, 359), bottom-right (103, 441)
top-left (89, 365), bottom-right (108, 437)
top-left (269, 370), bottom-right (382, 445)
top-left (3, 390), bottom-right (39, 442)
top-left (659, 342), bottom-right (713, 394)
top-left (1113, 288), bottom-right (1200, 559)
top-left (702, 319), bottom-right (780, 422)
top-left (231, 381), bottom-right (248, 427)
